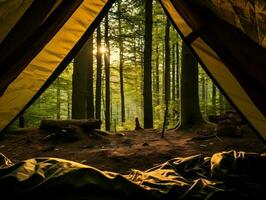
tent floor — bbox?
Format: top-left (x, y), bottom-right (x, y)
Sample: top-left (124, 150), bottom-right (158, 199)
top-left (0, 124), bottom-right (265, 174)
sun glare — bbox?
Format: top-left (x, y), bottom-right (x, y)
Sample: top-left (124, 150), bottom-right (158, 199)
top-left (99, 45), bottom-right (107, 54)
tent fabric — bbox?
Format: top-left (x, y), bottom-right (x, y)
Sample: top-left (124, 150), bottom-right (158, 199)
top-left (0, 151), bottom-right (265, 199)
top-left (0, 0), bottom-right (265, 140)
top-left (0, 0), bottom-right (114, 132)
top-left (205, 1), bottom-right (266, 48)
top-left (0, 0), bottom-right (80, 95)
top-left (160, 0), bottom-right (266, 140)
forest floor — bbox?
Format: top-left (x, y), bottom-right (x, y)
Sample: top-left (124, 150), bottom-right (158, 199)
top-left (0, 124), bottom-right (265, 174)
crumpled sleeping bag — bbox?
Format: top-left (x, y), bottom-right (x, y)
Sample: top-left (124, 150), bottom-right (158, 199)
top-left (0, 151), bottom-right (265, 200)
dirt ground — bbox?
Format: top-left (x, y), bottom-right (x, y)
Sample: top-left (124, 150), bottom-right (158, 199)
top-left (0, 124), bottom-right (265, 174)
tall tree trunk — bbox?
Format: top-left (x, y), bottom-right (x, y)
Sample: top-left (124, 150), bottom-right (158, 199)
top-left (164, 19), bottom-right (170, 105)
top-left (176, 41), bottom-right (179, 99)
top-left (104, 14), bottom-right (111, 131)
top-left (155, 44), bottom-right (160, 105)
top-left (67, 89), bottom-right (71, 119)
top-left (56, 78), bottom-right (60, 119)
top-left (219, 91), bottom-right (224, 114)
top-left (87, 36), bottom-right (94, 118)
top-left (212, 83), bottom-right (216, 115)
top-left (179, 43), bottom-right (203, 129)
top-left (205, 78), bottom-right (208, 117)
top-left (19, 114), bottom-right (25, 128)
top-left (202, 76), bottom-right (206, 118)
top-left (162, 43), bottom-right (165, 97)
top-left (143, 0), bottom-right (153, 128)
top-left (133, 39), bottom-right (140, 118)
top-left (95, 26), bottom-right (102, 120)
top-left (171, 43), bottom-right (175, 101)
top-left (118, 1), bottom-right (125, 123)
top-left (72, 40), bottom-right (90, 119)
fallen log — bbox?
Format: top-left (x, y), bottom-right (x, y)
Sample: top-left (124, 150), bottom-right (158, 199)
top-left (40, 119), bottom-right (102, 132)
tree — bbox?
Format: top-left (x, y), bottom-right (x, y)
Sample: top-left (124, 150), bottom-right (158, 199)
top-left (155, 44), bottom-right (160, 105)
top-left (212, 83), bottom-right (216, 115)
top-left (104, 14), bottom-right (111, 130)
top-left (164, 19), bottom-right (170, 105)
top-left (56, 78), bottom-right (61, 119)
top-left (178, 43), bottom-right (203, 129)
top-left (171, 43), bottom-right (175, 101)
top-left (219, 91), bottom-right (224, 114)
top-left (95, 26), bottom-right (102, 120)
top-left (72, 40), bottom-right (91, 119)
top-left (118, 1), bottom-right (125, 123)
top-left (143, 0), bottom-right (153, 128)
top-left (176, 41), bottom-right (180, 99)
top-left (87, 36), bottom-right (94, 118)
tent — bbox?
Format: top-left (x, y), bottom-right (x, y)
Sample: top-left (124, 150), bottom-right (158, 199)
top-left (0, 0), bottom-right (265, 140)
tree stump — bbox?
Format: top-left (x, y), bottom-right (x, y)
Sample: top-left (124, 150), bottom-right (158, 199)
top-left (135, 117), bottom-right (143, 130)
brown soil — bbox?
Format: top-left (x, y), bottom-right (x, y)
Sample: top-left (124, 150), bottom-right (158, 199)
top-left (0, 125), bottom-right (265, 174)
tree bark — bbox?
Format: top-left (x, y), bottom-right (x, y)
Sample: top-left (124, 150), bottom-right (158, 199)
top-left (164, 19), bottom-right (170, 105)
top-left (118, 1), bottom-right (125, 123)
top-left (104, 14), bottom-right (111, 131)
top-left (202, 76), bottom-right (206, 117)
top-left (19, 114), bottom-right (25, 128)
top-left (176, 41), bottom-right (179, 99)
top-left (87, 36), bottom-right (94, 118)
top-left (179, 43), bottom-right (203, 129)
top-left (56, 78), bottom-right (60, 119)
top-left (212, 83), bottom-right (216, 115)
top-left (67, 89), bottom-right (71, 119)
top-left (171, 43), bottom-right (175, 101)
top-left (219, 91), bottom-right (224, 114)
top-left (143, 0), bottom-right (153, 128)
top-left (95, 26), bottom-right (102, 120)
top-left (72, 39), bottom-right (90, 119)
top-left (155, 44), bottom-right (160, 105)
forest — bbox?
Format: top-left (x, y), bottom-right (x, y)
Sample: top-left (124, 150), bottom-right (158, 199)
top-left (12, 0), bottom-right (231, 131)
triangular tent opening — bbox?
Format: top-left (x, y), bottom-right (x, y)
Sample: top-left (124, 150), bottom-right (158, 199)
top-left (0, 0), bottom-right (265, 140)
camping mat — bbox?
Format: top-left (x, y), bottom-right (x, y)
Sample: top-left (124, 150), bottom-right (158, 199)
top-left (0, 150), bottom-right (265, 199)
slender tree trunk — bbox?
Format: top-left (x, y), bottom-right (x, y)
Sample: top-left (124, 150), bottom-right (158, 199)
top-left (162, 43), bottom-right (165, 97)
top-left (95, 26), bottom-right (102, 120)
top-left (104, 14), bottom-right (110, 131)
top-left (87, 36), bottom-right (94, 118)
top-left (143, 0), bottom-right (153, 128)
top-left (67, 89), bottom-right (71, 119)
top-left (179, 43), bottom-right (203, 129)
top-left (202, 76), bottom-right (206, 118)
top-left (155, 45), bottom-right (160, 105)
top-left (172, 43), bottom-right (175, 101)
top-left (164, 19), bottom-right (170, 105)
top-left (19, 114), bottom-right (25, 128)
top-left (56, 78), bottom-right (60, 119)
top-left (133, 39), bottom-right (140, 118)
top-left (212, 83), bottom-right (216, 115)
top-left (118, 1), bottom-right (125, 123)
top-left (219, 91), bottom-right (224, 114)
top-left (176, 41), bottom-right (180, 99)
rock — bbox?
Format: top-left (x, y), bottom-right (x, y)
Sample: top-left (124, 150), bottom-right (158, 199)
top-left (142, 142), bottom-right (149, 146)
